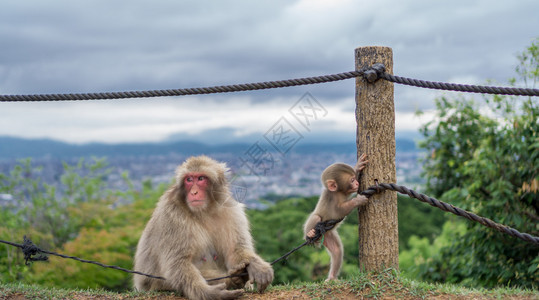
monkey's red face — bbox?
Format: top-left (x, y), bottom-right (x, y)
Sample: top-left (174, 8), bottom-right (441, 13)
top-left (184, 173), bottom-right (210, 208)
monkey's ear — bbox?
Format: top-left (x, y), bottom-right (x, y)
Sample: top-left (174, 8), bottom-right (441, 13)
top-left (326, 179), bottom-right (338, 192)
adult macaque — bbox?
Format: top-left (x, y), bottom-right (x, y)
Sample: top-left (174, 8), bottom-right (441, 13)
top-left (303, 154), bottom-right (369, 281)
top-left (134, 155), bottom-right (273, 299)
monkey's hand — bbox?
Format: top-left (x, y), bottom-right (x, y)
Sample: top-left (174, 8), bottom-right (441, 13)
top-left (226, 262), bottom-right (249, 289)
top-left (355, 153), bottom-right (369, 173)
top-left (247, 257), bottom-right (274, 293)
top-left (305, 227), bottom-right (324, 246)
top-left (205, 282), bottom-right (243, 300)
top-left (352, 195), bottom-right (368, 207)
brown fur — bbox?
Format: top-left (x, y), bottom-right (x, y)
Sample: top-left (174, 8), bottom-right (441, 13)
top-left (303, 154), bottom-right (369, 280)
top-left (134, 155), bottom-right (273, 299)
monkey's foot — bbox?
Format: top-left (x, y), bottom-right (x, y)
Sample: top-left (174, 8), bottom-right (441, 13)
top-left (325, 276), bottom-right (338, 282)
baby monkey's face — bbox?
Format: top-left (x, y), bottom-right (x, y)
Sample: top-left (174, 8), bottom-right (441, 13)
top-left (345, 175), bottom-right (359, 194)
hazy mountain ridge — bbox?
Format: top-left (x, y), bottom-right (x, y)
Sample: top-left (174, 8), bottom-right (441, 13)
top-left (0, 136), bottom-right (423, 206)
top-left (0, 136), bottom-right (418, 159)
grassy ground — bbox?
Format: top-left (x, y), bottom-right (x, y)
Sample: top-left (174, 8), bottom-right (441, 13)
top-left (1, 269), bottom-right (537, 299)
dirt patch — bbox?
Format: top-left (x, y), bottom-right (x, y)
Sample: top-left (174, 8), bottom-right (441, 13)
top-left (1, 289), bottom-right (537, 300)
top-left (2, 277), bottom-right (537, 300)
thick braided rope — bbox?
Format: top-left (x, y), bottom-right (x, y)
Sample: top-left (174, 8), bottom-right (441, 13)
top-left (360, 183), bottom-right (539, 244)
top-left (381, 73), bottom-right (539, 96)
top-left (3, 66), bottom-right (538, 102)
top-left (0, 71), bottom-right (365, 102)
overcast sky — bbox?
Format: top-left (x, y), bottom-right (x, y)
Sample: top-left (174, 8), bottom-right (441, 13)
top-left (0, 0), bottom-right (537, 145)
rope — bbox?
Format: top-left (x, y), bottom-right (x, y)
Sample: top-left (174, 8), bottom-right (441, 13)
top-left (206, 218), bottom-right (343, 282)
top-left (1, 64), bottom-right (537, 102)
top-left (359, 183), bottom-right (539, 244)
top-left (0, 70), bottom-right (367, 102)
top-left (0, 236), bottom-right (165, 280)
top-left (271, 218), bottom-right (343, 265)
top-left (381, 73), bottom-right (539, 96)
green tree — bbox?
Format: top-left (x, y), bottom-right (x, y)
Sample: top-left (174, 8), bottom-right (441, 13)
top-left (397, 194), bottom-right (447, 251)
top-left (0, 158), bottom-right (165, 289)
top-left (24, 172), bottom-right (166, 291)
top-left (0, 159), bottom-right (65, 281)
top-left (399, 219), bottom-right (466, 281)
top-left (417, 39), bottom-right (539, 288)
top-left (0, 158), bottom-right (113, 249)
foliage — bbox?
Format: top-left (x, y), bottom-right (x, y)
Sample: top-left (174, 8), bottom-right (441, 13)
top-left (0, 158), bottom-right (112, 247)
top-left (399, 219), bottom-right (466, 280)
top-left (0, 158), bottom-right (110, 283)
top-left (417, 39), bottom-right (539, 288)
top-left (0, 158), bottom-right (166, 290)
top-left (397, 194), bottom-right (447, 251)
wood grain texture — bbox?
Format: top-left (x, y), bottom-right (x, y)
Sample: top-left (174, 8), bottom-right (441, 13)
top-left (355, 46), bottom-right (399, 271)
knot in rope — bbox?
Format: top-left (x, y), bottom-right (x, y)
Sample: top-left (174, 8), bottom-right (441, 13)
top-left (363, 63), bottom-right (386, 83)
top-left (22, 236), bottom-right (48, 265)
top-left (306, 218), bottom-right (344, 245)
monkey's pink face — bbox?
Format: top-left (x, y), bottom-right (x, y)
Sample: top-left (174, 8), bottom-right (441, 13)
top-left (347, 176), bottom-right (359, 194)
top-left (184, 173), bottom-right (210, 208)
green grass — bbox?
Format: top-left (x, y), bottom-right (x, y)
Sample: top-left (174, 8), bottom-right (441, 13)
top-left (267, 268), bottom-right (538, 299)
top-left (0, 282), bottom-right (178, 299)
top-left (1, 269), bottom-right (538, 299)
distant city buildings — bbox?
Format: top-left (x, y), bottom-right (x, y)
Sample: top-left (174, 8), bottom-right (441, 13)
top-left (0, 150), bottom-right (424, 209)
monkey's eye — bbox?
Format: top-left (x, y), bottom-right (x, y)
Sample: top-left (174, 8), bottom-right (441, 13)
top-left (185, 176), bottom-right (194, 182)
top-left (197, 176), bottom-right (207, 182)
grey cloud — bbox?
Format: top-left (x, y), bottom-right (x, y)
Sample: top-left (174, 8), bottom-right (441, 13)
top-left (0, 0), bottom-right (537, 143)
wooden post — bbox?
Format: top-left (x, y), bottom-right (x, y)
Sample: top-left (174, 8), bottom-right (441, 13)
top-left (355, 46), bottom-right (399, 271)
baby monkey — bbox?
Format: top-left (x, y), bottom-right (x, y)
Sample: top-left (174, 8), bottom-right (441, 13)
top-left (303, 153), bottom-right (369, 281)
